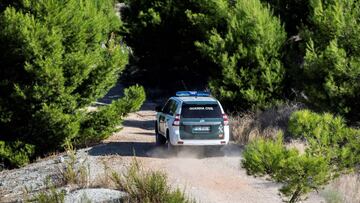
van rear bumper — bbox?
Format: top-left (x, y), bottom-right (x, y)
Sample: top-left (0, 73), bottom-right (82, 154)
top-left (171, 139), bottom-right (229, 146)
top-left (169, 126), bottom-right (229, 146)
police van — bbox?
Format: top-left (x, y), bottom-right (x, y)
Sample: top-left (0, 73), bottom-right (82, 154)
top-left (155, 91), bottom-right (229, 150)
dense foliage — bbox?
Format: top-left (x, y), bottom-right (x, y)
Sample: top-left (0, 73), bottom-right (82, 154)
top-left (76, 85), bottom-right (145, 147)
top-left (121, 0), bottom-right (360, 122)
top-left (195, 0), bottom-right (286, 110)
top-left (0, 0), bottom-right (144, 168)
top-left (300, 0), bottom-right (360, 121)
top-left (121, 0), bottom-right (220, 89)
top-left (0, 140), bottom-right (35, 168)
top-left (289, 110), bottom-right (360, 170)
top-left (243, 110), bottom-right (360, 202)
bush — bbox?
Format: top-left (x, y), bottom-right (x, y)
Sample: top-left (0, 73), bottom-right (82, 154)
top-left (112, 85), bottom-right (147, 118)
top-left (0, 140), bottom-right (35, 168)
top-left (277, 154), bottom-right (330, 202)
top-left (196, 0), bottom-right (286, 110)
top-left (242, 134), bottom-right (331, 202)
top-left (289, 110), bottom-right (360, 170)
top-left (0, 0), bottom-right (129, 167)
top-left (242, 133), bottom-right (298, 177)
top-left (112, 158), bottom-right (194, 203)
top-left (243, 109), bottom-right (360, 202)
top-left (75, 85), bottom-right (146, 147)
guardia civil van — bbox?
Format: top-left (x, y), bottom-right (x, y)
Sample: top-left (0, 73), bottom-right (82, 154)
top-left (155, 91), bottom-right (229, 150)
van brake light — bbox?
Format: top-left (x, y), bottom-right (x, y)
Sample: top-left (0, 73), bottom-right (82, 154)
top-left (222, 114), bottom-right (229, 126)
top-left (173, 114), bottom-right (180, 126)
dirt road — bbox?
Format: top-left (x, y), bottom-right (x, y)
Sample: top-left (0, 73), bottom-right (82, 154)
top-left (0, 101), bottom-right (325, 202)
top-left (89, 102), bottom-right (324, 203)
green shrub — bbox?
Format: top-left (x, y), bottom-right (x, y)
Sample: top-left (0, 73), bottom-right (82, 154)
top-left (277, 154), bottom-right (330, 202)
top-left (289, 110), bottom-right (360, 170)
top-left (196, 0), bottom-right (286, 110)
top-left (242, 135), bottom-right (331, 202)
top-left (242, 133), bottom-right (298, 177)
top-left (75, 85), bottom-right (146, 147)
top-left (113, 85), bottom-right (147, 118)
top-left (0, 140), bottom-right (35, 168)
top-left (243, 109), bottom-right (360, 202)
top-left (112, 158), bottom-right (194, 203)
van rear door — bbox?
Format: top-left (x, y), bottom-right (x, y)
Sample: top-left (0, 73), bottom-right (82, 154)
top-left (179, 102), bottom-right (224, 140)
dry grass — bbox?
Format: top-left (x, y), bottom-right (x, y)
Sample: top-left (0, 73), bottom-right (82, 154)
top-left (90, 161), bottom-right (116, 189)
top-left (285, 140), bottom-right (307, 154)
top-left (321, 173), bottom-right (360, 203)
top-left (230, 103), bottom-right (303, 144)
top-left (55, 144), bottom-right (90, 188)
top-left (111, 158), bottom-right (194, 203)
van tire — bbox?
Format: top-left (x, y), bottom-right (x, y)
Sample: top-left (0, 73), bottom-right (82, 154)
top-left (155, 122), bottom-right (166, 145)
top-left (166, 131), bottom-right (178, 155)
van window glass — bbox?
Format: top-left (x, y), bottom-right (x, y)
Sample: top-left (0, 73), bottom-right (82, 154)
top-left (162, 100), bottom-right (172, 114)
top-left (169, 101), bottom-right (178, 115)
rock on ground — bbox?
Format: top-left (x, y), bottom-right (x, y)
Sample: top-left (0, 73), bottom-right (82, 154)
top-left (64, 188), bottom-right (127, 203)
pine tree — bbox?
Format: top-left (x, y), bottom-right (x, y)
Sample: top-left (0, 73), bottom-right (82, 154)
top-left (195, 0), bottom-right (286, 110)
top-left (301, 0), bottom-right (360, 121)
top-left (0, 0), bottom-right (140, 167)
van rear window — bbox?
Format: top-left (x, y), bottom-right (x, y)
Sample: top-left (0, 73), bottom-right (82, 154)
top-left (181, 104), bottom-right (222, 118)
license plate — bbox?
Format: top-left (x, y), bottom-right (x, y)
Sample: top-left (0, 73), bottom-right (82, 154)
top-left (193, 126), bottom-right (210, 133)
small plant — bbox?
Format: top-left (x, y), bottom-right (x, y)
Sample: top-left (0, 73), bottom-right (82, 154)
top-left (30, 178), bottom-right (66, 203)
top-left (57, 143), bottom-right (89, 188)
top-left (320, 188), bottom-right (343, 203)
top-left (112, 158), bottom-right (194, 203)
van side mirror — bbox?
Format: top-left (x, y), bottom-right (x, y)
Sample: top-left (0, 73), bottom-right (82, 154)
top-left (155, 105), bottom-right (162, 112)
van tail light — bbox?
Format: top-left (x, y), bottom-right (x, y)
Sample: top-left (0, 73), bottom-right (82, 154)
top-left (222, 114), bottom-right (229, 126)
top-left (173, 114), bottom-right (180, 126)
